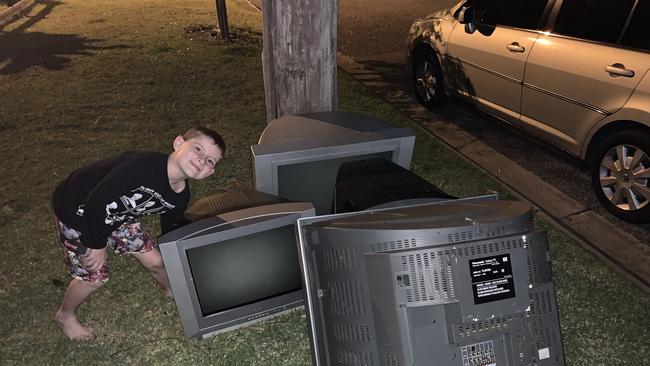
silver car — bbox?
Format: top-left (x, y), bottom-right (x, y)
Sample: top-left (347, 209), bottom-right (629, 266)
top-left (407, 0), bottom-right (650, 224)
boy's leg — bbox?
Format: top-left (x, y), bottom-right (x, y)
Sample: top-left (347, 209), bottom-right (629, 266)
top-left (132, 249), bottom-right (173, 299)
top-left (112, 222), bottom-right (172, 298)
top-left (53, 217), bottom-right (110, 341)
top-left (55, 279), bottom-right (103, 340)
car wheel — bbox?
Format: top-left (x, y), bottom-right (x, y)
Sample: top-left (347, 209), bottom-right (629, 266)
top-left (412, 48), bottom-right (446, 109)
top-left (590, 129), bottom-right (650, 224)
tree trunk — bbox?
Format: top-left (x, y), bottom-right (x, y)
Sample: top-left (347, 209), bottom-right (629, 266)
top-left (261, 0), bottom-right (337, 122)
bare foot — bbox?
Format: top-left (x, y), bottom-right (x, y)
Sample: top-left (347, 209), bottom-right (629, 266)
top-left (55, 310), bottom-right (96, 341)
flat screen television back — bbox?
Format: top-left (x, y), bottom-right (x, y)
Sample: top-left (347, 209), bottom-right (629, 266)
top-left (297, 199), bottom-right (564, 365)
top-left (159, 201), bottom-right (315, 338)
top-left (251, 111), bottom-right (415, 215)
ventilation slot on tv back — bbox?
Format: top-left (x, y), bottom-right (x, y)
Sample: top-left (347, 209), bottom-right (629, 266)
top-left (489, 224), bottom-right (507, 238)
top-left (448, 230), bottom-right (474, 243)
top-left (454, 315), bottom-right (517, 338)
top-left (333, 323), bottom-right (371, 343)
top-left (528, 318), bottom-right (552, 349)
top-left (337, 349), bottom-right (375, 366)
top-left (328, 281), bottom-right (367, 316)
top-left (401, 250), bottom-right (455, 302)
top-left (526, 233), bottom-right (552, 285)
top-left (369, 238), bottom-right (417, 252)
top-left (447, 237), bottom-right (526, 259)
top-left (528, 289), bottom-right (553, 316)
top-left (514, 316), bottom-right (559, 364)
top-left (445, 223), bottom-right (509, 244)
top-left (384, 352), bottom-right (401, 366)
top-left (323, 248), bottom-right (358, 271)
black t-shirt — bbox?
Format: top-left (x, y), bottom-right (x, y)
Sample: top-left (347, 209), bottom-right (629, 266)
top-left (52, 151), bottom-right (190, 249)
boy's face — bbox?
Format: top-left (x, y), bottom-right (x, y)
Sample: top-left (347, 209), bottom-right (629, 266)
top-left (172, 134), bottom-right (223, 180)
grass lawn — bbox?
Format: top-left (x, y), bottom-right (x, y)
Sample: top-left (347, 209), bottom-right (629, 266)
top-left (0, 0), bottom-right (648, 365)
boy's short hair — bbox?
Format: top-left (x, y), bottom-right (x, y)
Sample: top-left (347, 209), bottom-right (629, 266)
top-left (183, 126), bottom-right (226, 156)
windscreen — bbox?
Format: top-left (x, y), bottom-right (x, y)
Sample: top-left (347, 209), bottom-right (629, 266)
top-left (186, 225), bottom-right (301, 317)
top-left (277, 151), bottom-right (392, 215)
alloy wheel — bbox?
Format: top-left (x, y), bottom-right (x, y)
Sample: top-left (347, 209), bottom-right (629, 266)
top-left (598, 143), bottom-right (650, 211)
top-left (415, 58), bottom-right (437, 102)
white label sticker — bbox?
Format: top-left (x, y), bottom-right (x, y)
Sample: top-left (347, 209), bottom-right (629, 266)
top-left (538, 348), bottom-right (550, 360)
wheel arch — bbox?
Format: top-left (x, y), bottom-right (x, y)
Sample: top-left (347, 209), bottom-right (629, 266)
top-left (584, 120), bottom-right (650, 164)
top-left (410, 42), bottom-right (442, 72)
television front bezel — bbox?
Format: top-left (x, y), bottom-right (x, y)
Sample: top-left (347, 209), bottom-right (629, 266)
top-left (250, 113), bottom-right (415, 198)
top-left (159, 201), bottom-right (315, 338)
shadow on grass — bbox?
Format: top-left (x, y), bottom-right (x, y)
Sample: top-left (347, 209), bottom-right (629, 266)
top-left (0, 0), bottom-right (127, 74)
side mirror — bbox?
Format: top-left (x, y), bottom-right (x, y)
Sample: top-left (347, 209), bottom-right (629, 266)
top-left (458, 7), bottom-right (476, 33)
top-left (458, 7), bottom-right (473, 24)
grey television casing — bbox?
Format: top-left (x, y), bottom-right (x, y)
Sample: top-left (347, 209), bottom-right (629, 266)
top-left (364, 231), bottom-right (564, 366)
top-left (251, 111), bottom-right (415, 215)
top-left (158, 201), bottom-right (315, 338)
top-left (296, 199), bottom-right (565, 365)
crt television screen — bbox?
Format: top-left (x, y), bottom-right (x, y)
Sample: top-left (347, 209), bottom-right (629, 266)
top-left (277, 151), bottom-right (392, 215)
top-left (186, 225), bottom-right (301, 317)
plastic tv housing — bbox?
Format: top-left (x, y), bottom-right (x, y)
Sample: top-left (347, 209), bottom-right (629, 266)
top-left (297, 199), bottom-right (565, 366)
top-left (251, 111), bottom-right (415, 215)
top-left (158, 200), bottom-right (315, 338)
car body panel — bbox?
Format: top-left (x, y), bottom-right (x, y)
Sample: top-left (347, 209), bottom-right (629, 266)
top-left (521, 34), bottom-right (650, 154)
top-left (446, 24), bottom-right (539, 122)
top-left (406, 3), bottom-right (464, 64)
top-left (582, 70), bottom-right (650, 158)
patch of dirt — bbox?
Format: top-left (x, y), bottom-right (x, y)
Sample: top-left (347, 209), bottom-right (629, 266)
top-left (184, 24), bottom-right (263, 47)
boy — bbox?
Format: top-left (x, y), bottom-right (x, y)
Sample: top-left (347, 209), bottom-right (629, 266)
top-left (52, 126), bottom-right (225, 341)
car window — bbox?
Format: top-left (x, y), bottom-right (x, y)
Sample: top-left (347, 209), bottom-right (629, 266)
top-left (473, 0), bottom-right (548, 30)
top-left (621, 0), bottom-right (650, 51)
top-left (553, 0), bottom-right (636, 44)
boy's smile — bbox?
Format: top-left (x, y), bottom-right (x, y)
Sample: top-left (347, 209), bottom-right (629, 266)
top-left (169, 134), bottom-right (223, 188)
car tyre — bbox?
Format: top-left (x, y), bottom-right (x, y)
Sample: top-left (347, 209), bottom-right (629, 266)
top-left (412, 48), bottom-right (447, 109)
top-left (590, 129), bottom-right (650, 224)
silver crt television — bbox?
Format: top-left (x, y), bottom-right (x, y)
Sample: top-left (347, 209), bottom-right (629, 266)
top-left (297, 199), bottom-right (565, 366)
top-left (251, 111), bottom-right (415, 215)
top-left (158, 201), bottom-right (315, 338)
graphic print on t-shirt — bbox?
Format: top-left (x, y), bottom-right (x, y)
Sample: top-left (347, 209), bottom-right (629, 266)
top-left (104, 186), bottom-right (175, 225)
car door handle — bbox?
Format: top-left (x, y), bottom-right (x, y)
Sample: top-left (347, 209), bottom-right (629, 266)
top-left (605, 64), bottom-right (635, 77)
top-left (507, 42), bottom-right (525, 52)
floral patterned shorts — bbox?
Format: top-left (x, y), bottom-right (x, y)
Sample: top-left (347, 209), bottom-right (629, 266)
top-left (54, 217), bottom-right (155, 283)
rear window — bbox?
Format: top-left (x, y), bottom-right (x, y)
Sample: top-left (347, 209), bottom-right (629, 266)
top-left (553, 0), bottom-right (636, 44)
top-left (474, 0), bottom-right (548, 30)
top-left (621, 1), bottom-right (650, 51)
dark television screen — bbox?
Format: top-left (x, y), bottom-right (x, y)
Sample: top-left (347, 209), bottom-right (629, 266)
top-left (277, 151), bottom-right (392, 215)
top-left (186, 225), bottom-right (301, 317)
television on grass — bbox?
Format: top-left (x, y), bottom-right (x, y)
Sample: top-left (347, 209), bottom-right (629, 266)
top-left (158, 201), bottom-right (315, 338)
top-left (296, 199), bottom-right (565, 365)
top-left (251, 111), bottom-right (415, 215)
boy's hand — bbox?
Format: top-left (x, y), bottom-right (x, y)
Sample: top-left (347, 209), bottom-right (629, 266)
top-left (81, 247), bottom-right (107, 272)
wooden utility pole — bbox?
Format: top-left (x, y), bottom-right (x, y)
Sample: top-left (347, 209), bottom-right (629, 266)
top-left (261, 0), bottom-right (337, 122)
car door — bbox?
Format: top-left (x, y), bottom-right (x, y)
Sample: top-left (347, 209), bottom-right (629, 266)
top-left (520, 0), bottom-right (650, 155)
top-left (445, 0), bottom-right (550, 122)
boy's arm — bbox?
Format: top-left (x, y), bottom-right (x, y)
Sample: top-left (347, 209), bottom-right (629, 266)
top-left (160, 204), bottom-right (191, 234)
top-left (81, 248), bottom-right (108, 272)
top-left (82, 161), bottom-right (142, 249)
